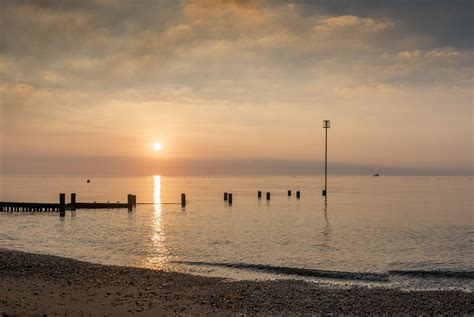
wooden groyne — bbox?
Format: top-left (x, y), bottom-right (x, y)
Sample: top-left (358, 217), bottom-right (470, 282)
top-left (0, 193), bottom-right (136, 214)
top-left (0, 202), bottom-right (61, 212)
top-left (74, 202), bottom-right (132, 209)
top-left (0, 202), bottom-right (133, 212)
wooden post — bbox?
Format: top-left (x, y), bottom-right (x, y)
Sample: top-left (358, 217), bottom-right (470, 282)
top-left (288, 190), bottom-right (292, 197)
top-left (258, 190), bottom-right (262, 199)
top-left (266, 192), bottom-right (270, 200)
top-left (224, 192), bottom-right (228, 201)
top-left (59, 193), bottom-right (66, 216)
top-left (71, 193), bottom-right (76, 210)
top-left (127, 194), bottom-right (133, 211)
top-left (181, 193), bottom-right (186, 207)
top-left (296, 191), bottom-right (301, 199)
top-left (228, 193), bottom-right (233, 205)
top-left (133, 195), bottom-right (137, 206)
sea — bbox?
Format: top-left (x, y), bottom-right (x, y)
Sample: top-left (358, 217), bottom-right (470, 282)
top-left (0, 175), bottom-right (472, 291)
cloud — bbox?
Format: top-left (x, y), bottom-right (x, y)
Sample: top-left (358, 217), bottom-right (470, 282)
top-left (2, 0), bottom-right (469, 96)
top-left (314, 15), bottom-right (394, 33)
top-left (0, 0), bottom-right (472, 173)
top-left (0, 83), bottom-right (52, 110)
top-left (292, 0), bottom-right (474, 49)
top-left (425, 48), bottom-right (462, 58)
top-left (396, 50), bottom-right (422, 60)
top-left (184, 0), bottom-right (258, 17)
top-left (334, 83), bottom-right (397, 96)
top-left (395, 48), bottom-right (467, 60)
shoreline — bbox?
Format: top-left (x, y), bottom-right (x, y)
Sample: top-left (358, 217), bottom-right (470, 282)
top-left (1, 249), bottom-right (473, 315)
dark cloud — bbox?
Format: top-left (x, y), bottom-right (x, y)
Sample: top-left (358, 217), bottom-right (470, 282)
top-left (1, 0), bottom-right (471, 94)
top-left (0, 0), bottom-right (183, 57)
top-left (292, 0), bottom-right (473, 49)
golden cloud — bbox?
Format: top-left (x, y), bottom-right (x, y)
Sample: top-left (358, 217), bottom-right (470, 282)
top-left (314, 15), bottom-right (395, 33)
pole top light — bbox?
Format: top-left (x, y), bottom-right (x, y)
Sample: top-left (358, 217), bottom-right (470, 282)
top-left (323, 120), bottom-right (330, 128)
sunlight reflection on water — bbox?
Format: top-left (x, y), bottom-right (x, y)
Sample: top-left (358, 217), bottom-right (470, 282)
top-left (0, 175), bottom-right (472, 290)
top-left (141, 175), bottom-right (170, 269)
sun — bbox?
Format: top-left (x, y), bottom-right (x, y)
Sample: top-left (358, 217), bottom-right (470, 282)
top-left (153, 143), bottom-right (162, 151)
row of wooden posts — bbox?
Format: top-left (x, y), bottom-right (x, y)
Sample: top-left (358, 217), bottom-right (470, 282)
top-left (60, 193), bottom-right (139, 216)
top-left (221, 190), bottom-right (301, 205)
top-left (0, 193), bottom-right (138, 216)
top-left (0, 203), bottom-right (61, 212)
top-left (1, 190), bottom-right (303, 214)
top-left (65, 193), bottom-right (138, 216)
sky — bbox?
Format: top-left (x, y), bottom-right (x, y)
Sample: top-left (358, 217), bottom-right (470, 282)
top-left (0, 0), bottom-right (473, 175)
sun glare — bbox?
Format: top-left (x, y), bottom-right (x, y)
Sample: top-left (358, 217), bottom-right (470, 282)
top-left (153, 143), bottom-right (162, 151)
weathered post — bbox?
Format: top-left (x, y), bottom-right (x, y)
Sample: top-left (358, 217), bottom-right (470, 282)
top-left (59, 193), bottom-right (66, 217)
top-left (258, 190), bottom-right (262, 199)
top-left (228, 193), bottom-right (233, 205)
top-left (133, 195), bottom-right (137, 206)
top-left (127, 194), bottom-right (133, 211)
top-left (71, 193), bottom-right (76, 210)
top-left (224, 192), bottom-right (228, 201)
top-left (181, 193), bottom-right (186, 207)
top-left (288, 190), bottom-right (292, 197)
top-left (266, 192), bottom-right (271, 201)
top-left (296, 191), bottom-right (301, 199)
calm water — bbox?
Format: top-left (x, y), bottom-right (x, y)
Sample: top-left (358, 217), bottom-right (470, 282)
top-left (0, 175), bottom-right (472, 291)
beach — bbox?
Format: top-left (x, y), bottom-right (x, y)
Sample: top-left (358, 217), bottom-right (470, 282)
top-left (1, 249), bottom-right (472, 315)
top-left (2, 0), bottom-right (472, 314)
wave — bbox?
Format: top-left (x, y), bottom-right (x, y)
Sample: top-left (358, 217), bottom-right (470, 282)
top-left (388, 270), bottom-right (474, 279)
top-left (174, 261), bottom-right (474, 281)
top-left (173, 261), bottom-right (389, 281)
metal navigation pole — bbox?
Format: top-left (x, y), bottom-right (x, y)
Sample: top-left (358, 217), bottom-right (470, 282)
top-left (322, 120), bottom-right (330, 196)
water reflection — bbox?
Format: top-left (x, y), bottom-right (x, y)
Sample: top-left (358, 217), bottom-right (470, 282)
top-left (142, 175), bottom-right (169, 268)
top-left (321, 200), bottom-right (332, 250)
top-left (323, 204), bottom-right (331, 239)
top-left (154, 175), bottom-right (161, 209)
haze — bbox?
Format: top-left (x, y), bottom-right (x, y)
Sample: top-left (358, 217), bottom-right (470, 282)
top-left (1, 0), bottom-right (472, 175)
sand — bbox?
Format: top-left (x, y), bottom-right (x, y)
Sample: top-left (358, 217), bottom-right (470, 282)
top-left (1, 249), bottom-right (473, 316)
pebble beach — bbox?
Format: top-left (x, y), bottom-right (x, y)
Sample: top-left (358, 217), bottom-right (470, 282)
top-left (1, 248), bottom-right (473, 315)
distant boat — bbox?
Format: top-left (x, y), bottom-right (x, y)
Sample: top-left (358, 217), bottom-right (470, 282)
top-left (373, 173), bottom-right (380, 177)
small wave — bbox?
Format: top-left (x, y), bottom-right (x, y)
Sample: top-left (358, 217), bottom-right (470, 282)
top-left (175, 261), bottom-right (474, 281)
top-left (173, 261), bottom-right (389, 282)
top-left (389, 270), bottom-right (474, 279)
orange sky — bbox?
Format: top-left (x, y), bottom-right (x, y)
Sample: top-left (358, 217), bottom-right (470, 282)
top-left (0, 0), bottom-right (472, 175)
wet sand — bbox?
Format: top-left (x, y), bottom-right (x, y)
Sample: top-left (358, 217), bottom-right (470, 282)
top-left (1, 249), bottom-right (473, 315)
